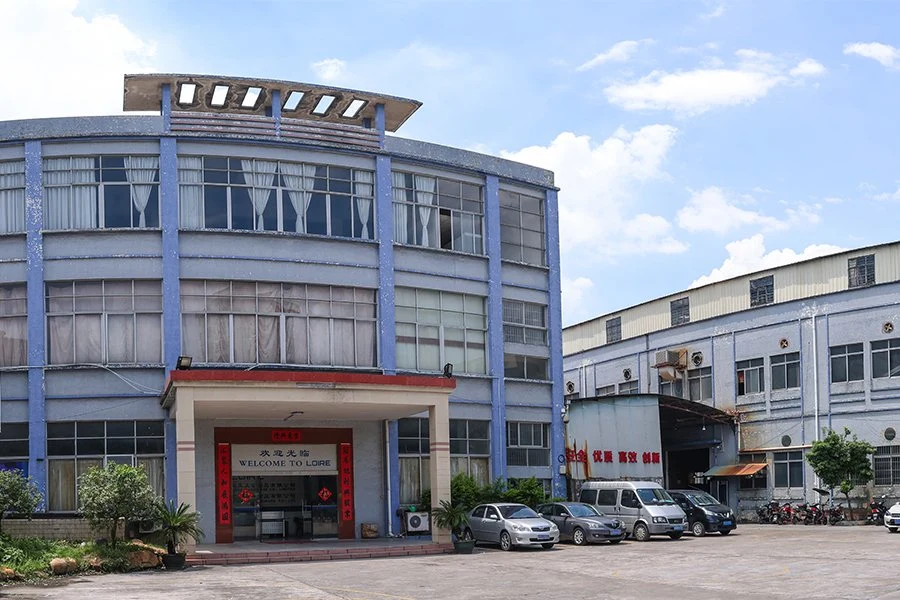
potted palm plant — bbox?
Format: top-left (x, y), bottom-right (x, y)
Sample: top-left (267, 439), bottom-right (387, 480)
top-left (431, 500), bottom-right (475, 554)
top-left (156, 500), bottom-right (204, 570)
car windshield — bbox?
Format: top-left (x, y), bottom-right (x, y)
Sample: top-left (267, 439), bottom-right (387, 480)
top-left (685, 492), bottom-right (720, 506)
top-left (636, 488), bottom-right (676, 505)
top-left (566, 504), bottom-right (603, 518)
top-left (499, 505), bottom-right (539, 519)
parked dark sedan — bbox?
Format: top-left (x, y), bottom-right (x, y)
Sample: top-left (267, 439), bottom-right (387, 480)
top-left (537, 501), bottom-right (627, 545)
top-left (668, 490), bottom-right (736, 536)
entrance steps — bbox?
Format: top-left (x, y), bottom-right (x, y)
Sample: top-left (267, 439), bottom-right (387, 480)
top-left (187, 540), bottom-right (454, 566)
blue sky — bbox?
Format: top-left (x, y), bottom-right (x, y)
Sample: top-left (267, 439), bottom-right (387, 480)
top-left (2, 0), bottom-right (899, 325)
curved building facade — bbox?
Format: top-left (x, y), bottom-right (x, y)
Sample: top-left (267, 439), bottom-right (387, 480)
top-left (0, 74), bottom-right (564, 542)
top-left (563, 241), bottom-right (900, 517)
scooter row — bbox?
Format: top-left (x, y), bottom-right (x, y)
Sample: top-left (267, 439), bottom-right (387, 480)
top-left (756, 499), bottom-right (845, 525)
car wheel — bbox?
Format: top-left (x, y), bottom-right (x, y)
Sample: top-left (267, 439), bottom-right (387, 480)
top-left (668, 532), bottom-right (683, 540)
top-left (889, 527), bottom-right (898, 533)
top-left (691, 521), bottom-right (706, 537)
top-left (572, 527), bottom-right (587, 546)
top-left (462, 528), bottom-right (476, 545)
top-left (608, 539), bottom-right (623, 545)
top-left (720, 529), bottom-right (731, 536)
top-left (499, 530), bottom-right (512, 551)
top-left (633, 522), bottom-right (650, 542)
top-left (541, 543), bottom-right (554, 550)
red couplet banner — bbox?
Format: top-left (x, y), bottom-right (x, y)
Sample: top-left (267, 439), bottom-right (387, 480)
top-left (216, 443), bottom-right (232, 525)
top-left (339, 443), bottom-right (354, 522)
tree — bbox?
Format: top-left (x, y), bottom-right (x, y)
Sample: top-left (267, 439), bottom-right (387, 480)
top-left (807, 427), bottom-right (875, 519)
top-left (78, 463), bottom-right (157, 547)
top-left (0, 469), bottom-right (42, 533)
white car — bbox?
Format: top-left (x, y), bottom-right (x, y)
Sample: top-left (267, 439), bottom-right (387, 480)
top-left (884, 502), bottom-right (900, 532)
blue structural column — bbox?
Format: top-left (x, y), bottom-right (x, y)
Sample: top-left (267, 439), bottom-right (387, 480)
top-left (484, 176), bottom-right (507, 480)
top-left (160, 84), bottom-right (181, 502)
top-left (25, 141), bottom-right (46, 506)
top-left (374, 114), bottom-right (400, 531)
top-left (271, 89), bottom-right (282, 137)
top-left (545, 188), bottom-right (566, 498)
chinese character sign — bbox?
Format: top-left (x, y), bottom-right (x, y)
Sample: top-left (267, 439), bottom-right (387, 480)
top-left (339, 443), bottom-right (354, 523)
top-left (216, 443), bottom-right (232, 525)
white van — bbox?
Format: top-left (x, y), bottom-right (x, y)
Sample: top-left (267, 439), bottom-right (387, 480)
top-left (578, 481), bottom-right (687, 541)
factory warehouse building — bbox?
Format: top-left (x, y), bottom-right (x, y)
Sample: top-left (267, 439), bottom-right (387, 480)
top-left (0, 73), bottom-right (565, 543)
top-left (563, 241), bottom-right (900, 518)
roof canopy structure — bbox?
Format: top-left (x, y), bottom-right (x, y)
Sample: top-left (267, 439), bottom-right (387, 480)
top-left (123, 73), bottom-right (422, 132)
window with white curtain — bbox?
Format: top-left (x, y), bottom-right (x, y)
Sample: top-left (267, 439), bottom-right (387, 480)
top-left (45, 280), bottom-right (163, 365)
top-left (0, 160), bottom-right (25, 234)
top-left (47, 420), bottom-right (165, 512)
top-left (181, 280), bottom-right (377, 367)
top-left (178, 156), bottom-right (374, 239)
top-left (392, 172), bottom-right (483, 254)
top-left (42, 156), bottom-right (160, 230)
top-left (499, 189), bottom-right (545, 266)
top-left (395, 287), bottom-right (487, 375)
top-left (0, 284), bottom-right (27, 367)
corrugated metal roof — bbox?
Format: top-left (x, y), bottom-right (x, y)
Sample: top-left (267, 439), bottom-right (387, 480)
top-left (703, 463), bottom-right (767, 477)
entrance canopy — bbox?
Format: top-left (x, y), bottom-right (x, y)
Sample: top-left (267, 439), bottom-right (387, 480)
top-left (703, 463), bottom-right (767, 477)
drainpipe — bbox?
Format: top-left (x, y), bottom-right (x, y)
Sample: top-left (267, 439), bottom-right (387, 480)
top-left (812, 315), bottom-right (819, 441)
top-left (385, 420), bottom-right (393, 536)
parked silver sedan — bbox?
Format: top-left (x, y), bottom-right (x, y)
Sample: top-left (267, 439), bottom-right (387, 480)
top-left (537, 501), bottom-right (627, 545)
top-left (465, 503), bottom-right (559, 551)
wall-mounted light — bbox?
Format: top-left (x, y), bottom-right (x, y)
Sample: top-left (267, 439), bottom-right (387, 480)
top-left (176, 356), bottom-right (193, 370)
top-left (443, 363), bottom-right (454, 379)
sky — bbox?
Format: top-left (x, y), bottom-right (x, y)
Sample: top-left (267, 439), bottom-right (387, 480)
top-left (2, 0), bottom-right (899, 326)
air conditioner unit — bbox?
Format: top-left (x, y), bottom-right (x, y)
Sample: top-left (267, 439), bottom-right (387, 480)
top-left (653, 349), bottom-right (686, 369)
top-left (405, 511), bottom-right (431, 534)
top-left (138, 519), bottom-right (160, 534)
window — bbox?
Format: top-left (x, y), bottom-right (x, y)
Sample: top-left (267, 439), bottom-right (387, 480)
top-left (395, 288), bottom-right (486, 374)
top-left (773, 451), bottom-right (803, 488)
top-left (771, 352), bottom-right (800, 390)
top-left (670, 297), bottom-right (690, 326)
top-left (181, 280), bottom-right (376, 367)
top-left (0, 284), bottom-right (27, 367)
top-left (504, 354), bottom-right (548, 380)
top-left (0, 423), bottom-right (29, 470)
top-left (595, 384), bottom-right (615, 396)
top-left (618, 380), bottom-right (639, 394)
top-left (398, 418), bottom-right (429, 505)
top-left (874, 446), bottom-right (900, 486)
top-left (499, 189), bottom-right (545, 266)
top-left (450, 419), bottom-right (490, 485)
top-left (848, 254), bottom-right (875, 288)
top-left (0, 160), bottom-right (25, 233)
top-left (502, 300), bottom-right (547, 345)
top-left (596, 489), bottom-right (617, 505)
top-left (506, 422), bottom-right (550, 467)
top-left (606, 317), bottom-right (622, 344)
top-left (578, 489), bottom-right (598, 504)
top-left (46, 280), bottom-right (162, 365)
top-left (830, 343), bottom-right (864, 383)
top-left (47, 420), bottom-right (165, 511)
top-left (739, 452), bottom-right (768, 490)
top-left (659, 377), bottom-right (683, 398)
top-left (178, 157), bottom-right (374, 239)
top-left (872, 339), bottom-right (900, 380)
top-left (43, 156), bottom-right (160, 230)
top-left (687, 367), bottom-right (712, 401)
top-left (750, 275), bottom-right (774, 307)
top-left (736, 358), bottom-right (764, 395)
top-left (392, 173), bottom-right (483, 254)
top-left (620, 489), bottom-right (641, 508)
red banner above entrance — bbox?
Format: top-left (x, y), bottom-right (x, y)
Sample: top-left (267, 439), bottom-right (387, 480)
top-left (216, 443), bottom-right (232, 525)
top-left (271, 429), bottom-right (302, 443)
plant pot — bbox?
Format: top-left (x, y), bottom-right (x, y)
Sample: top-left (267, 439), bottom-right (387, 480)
top-left (452, 539), bottom-right (476, 554)
top-left (161, 553), bottom-right (186, 570)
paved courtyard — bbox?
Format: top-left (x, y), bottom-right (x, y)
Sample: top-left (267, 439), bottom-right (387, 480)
top-left (5, 525), bottom-right (900, 600)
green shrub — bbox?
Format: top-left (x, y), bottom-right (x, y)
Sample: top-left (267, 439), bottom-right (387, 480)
top-left (0, 470), bottom-right (42, 533)
top-left (78, 464), bottom-right (157, 547)
top-left (502, 477), bottom-right (546, 508)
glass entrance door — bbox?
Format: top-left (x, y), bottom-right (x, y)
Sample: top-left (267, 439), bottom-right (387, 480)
top-left (302, 475), bottom-right (338, 538)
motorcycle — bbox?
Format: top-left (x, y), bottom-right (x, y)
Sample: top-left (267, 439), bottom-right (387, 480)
top-left (867, 495), bottom-right (889, 525)
top-left (779, 502), bottom-right (795, 525)
top-left (828, 503), bottom-right (846, 525)
top-left (757, 500), bottom-right (782, 524)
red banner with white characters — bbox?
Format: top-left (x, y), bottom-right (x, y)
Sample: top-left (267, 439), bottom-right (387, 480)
top-left (216, 443), bottom-right (232, 525)
top-left (339, 443), bottom-right (354, 522)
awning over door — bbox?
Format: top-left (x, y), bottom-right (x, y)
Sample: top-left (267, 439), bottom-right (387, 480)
top-left (703, 463), bottom-right (767, 477)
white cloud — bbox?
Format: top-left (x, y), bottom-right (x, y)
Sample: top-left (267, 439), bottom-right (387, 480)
top-left (0, 0), bottom-right (156, 120)
top-left (874, 186), bottom-right (900, 201)
top-left (790, 59), bottom-right (827, 77)
top-left (561, 276), bottom-right (596, 323)
top-left (690, 234), bottom-right (846, 287)
top-left (310, 58), bottom-right (347, 82)
top-left (700, 3), bottom-right (726, 19)
top-left (823, 196), bottom-right (844, 204)
top-left (844, 42), bottom-right (900, 69)
top-left (576, 40), bottom-right (650, 72)
top-left (501, 125), bottom-right (687, 258)
top-left (604, 48), bottom-right (822, 115)
top-left (677, 187), bottom-right (788, 234)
